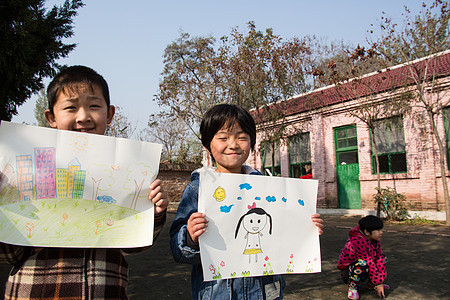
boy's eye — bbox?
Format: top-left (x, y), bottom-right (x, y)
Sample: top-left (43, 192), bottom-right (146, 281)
top-left (64, 106), bottom-right (76, 110)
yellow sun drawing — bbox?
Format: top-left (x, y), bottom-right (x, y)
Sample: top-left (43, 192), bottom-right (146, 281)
top-left (73, 136), bottom-right (88, 151)
top-left (213, 186), bottom-right (226, 202)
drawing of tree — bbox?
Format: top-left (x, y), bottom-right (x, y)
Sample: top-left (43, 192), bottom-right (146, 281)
top-left (86, 164), bottom-right (115, 201)
top-left (123, 163), bottom-right (155, 210)
top-left (25, 222), bottom-right (34, 238)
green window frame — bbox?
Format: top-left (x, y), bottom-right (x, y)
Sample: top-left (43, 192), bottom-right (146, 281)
top-left (289, 133), bottom-right (311, 178)
top-left (262, 142), bottom-right (281, 176)
top-left (334, 125), bottom-right (359, 165)
top-left (371, 116), bottom-right (407, 174)
top-left (444, 108), bottom-right (450, 170)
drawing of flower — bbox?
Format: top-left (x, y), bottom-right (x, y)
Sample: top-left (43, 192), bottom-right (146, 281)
top-left (286, 253), bottom-right (295, 273)
top-left (263, 256), bottom-right (274, 275)
top-left (94, 220), bottom-right (102, 234)
top-left (220, 261), bottom-right (225, 267)
top-left (62, 213), bottom-right (68, 225)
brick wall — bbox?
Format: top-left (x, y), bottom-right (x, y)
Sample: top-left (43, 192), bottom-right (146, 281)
top-left (157, 163), bottom-right (201, 212)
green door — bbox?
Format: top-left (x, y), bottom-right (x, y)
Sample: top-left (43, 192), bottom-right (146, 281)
top-left (334, 125), bottom-right (361, 209)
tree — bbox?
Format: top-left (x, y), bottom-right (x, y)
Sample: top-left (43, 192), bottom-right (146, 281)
top-left (155, 22), bottom-right (315, 145)
top-left (373, 0), bottom-right (450, 224)
top-left (0, 0), bottom-right (84, 121)
top-left (139, 112), bottom-right (202, 163)
top-left (105, 106), bottom-right (136, 138)
top-left (317, 45), bottom-right (409, 214)
top-left (34, 89), bottom-right (51, 127)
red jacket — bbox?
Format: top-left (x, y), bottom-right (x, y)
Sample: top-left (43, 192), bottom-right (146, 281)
top-left (337, 226), bottom-right (387, 285)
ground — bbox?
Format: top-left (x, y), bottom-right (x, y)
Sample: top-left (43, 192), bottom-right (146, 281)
top-left (1, 213), bottom-right (449, 299)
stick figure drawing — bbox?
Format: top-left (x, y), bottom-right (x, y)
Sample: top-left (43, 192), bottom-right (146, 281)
top-left (234, 202), bottom-right (272, 263)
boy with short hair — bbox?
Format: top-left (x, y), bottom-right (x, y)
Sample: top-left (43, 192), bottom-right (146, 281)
top-left (0, 65), bottom-right (168, 299)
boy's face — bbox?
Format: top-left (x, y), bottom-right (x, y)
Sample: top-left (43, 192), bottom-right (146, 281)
top-left (209, 122), bottom-right (251, 174)
top-left (44, 84), bottom-right (115, 135)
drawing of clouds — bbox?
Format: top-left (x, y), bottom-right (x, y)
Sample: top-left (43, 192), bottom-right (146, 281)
top-left (255, 196), bottom-right (261, 201)
top-left (237, 196), bottom-right (242, 200)
top-left (298, 199), bottom-right (305, 206)
top-left (239, 183), bottom-right (252, 190)
top-left (282, 197), bottom-right (287, 202)
top-left (266, 196), bottom-right (276, 203)
top-left (220, 204), bottom-right (234, 213)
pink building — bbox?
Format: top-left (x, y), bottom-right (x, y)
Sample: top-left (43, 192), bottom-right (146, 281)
top-left (16, 155), bottom-right (33, 201)
top-left (248, 51), bottom-right (450, 213)
top-left (34, 147), bottom-right (56, 199)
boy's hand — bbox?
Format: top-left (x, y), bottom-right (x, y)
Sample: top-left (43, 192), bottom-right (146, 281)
top-left (311, 213), bottom-right (324, 235)
top-left (149, 179), bottom-right (168, 215)
top-left (187, 212), bottom-right (208, 244)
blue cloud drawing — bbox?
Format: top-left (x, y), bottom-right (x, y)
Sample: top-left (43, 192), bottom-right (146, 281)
top-left (237, 196), bottom-right (242, 200)
top-left (266, 196), bottom-right (276, 203)
top-left (255, 196), bottom-right (261, 201)
top-left (239, 183), bottom-right (252, 190)
top-left (298, 199), bottom-right (305, 206)
top-left (282, 197), bottom-right (287, 202)
top-left (220, 204), bottom-right (234, 213)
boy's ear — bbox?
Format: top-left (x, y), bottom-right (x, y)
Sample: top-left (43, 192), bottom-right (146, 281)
top-left (44, 109), bottom-right (57, 128)
top-left (107, 105), bottom-right (115, 124)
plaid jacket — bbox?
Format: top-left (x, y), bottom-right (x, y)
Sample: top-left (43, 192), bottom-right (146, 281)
top-left (0, 211), bottom-right (166, 300)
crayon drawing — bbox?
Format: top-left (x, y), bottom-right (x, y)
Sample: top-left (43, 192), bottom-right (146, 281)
top-left (0, 122), bottom-right (162, 248)
top-left (198, 168), bottom-right (321, 281)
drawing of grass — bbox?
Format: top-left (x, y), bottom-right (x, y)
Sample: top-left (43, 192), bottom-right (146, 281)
top-left (30, 209), bottom-right (38, 218)
top-left (0, 198), bottom-right (153, 247)
top-left (73, 200), bottom-right (79, 208)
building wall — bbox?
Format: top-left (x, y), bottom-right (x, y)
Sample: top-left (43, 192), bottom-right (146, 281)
top-left (252, 76), bottom-right (450, 211)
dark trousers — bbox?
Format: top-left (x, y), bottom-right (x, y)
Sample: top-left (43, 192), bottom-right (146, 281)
top-left (341, 259), bottom-right (369, 290)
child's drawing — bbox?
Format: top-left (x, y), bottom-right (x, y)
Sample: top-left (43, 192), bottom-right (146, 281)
top-left (235, 202), bottom-right (272, 263)
top-left (0, 122), bottom-right (162, 248)
top-left (198, 167), bottom-right (321, 281)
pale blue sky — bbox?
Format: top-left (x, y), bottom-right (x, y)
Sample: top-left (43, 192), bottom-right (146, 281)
top-left (12, 0), bottom-right (434, 133)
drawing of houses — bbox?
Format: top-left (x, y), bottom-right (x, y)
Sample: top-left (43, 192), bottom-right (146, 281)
top-left (67, 158), bottom-right (81, 198)
top-left (72, 170), bottom-right (86, 199)
top-left (56, 168), bottom-right (68, 197)
top-left (34, 148), bottom-right (56, 199)
top-left (16, 155), bottom-right (33, 201)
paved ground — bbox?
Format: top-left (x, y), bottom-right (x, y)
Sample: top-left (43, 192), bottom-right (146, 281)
top-left (1, 212), bottom-right (449, 299)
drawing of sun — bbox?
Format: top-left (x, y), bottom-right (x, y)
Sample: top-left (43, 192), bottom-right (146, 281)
top-left (213, 186), bottom-right (226, 202)
top-left (73, 136), bottom-right (88, 151)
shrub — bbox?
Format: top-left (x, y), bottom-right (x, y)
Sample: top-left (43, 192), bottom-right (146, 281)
top-left (373, 186), bottom-right (410, 221)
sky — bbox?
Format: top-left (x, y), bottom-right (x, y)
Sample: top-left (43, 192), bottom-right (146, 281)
top-left (12, 0), bottom-right (435, 133)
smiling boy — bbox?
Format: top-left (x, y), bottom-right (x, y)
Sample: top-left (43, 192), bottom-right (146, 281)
top-left (0, 65), bottom-right (168, 299)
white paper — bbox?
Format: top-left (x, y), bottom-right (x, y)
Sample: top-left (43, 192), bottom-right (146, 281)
top-left (0, 122), bottom-right (162, 248)
top-left (198, 168), bottom-right (321, 281)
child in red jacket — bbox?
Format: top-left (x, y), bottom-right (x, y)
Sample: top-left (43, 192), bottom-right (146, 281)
top-left (337, 215), bottom-right (389, 299)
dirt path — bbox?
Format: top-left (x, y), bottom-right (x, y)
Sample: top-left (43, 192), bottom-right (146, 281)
top-left (1, 213), bottom-right (449, 299)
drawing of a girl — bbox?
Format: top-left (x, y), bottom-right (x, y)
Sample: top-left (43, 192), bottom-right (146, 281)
top-left (235, 203), bottom-right (272, 263)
